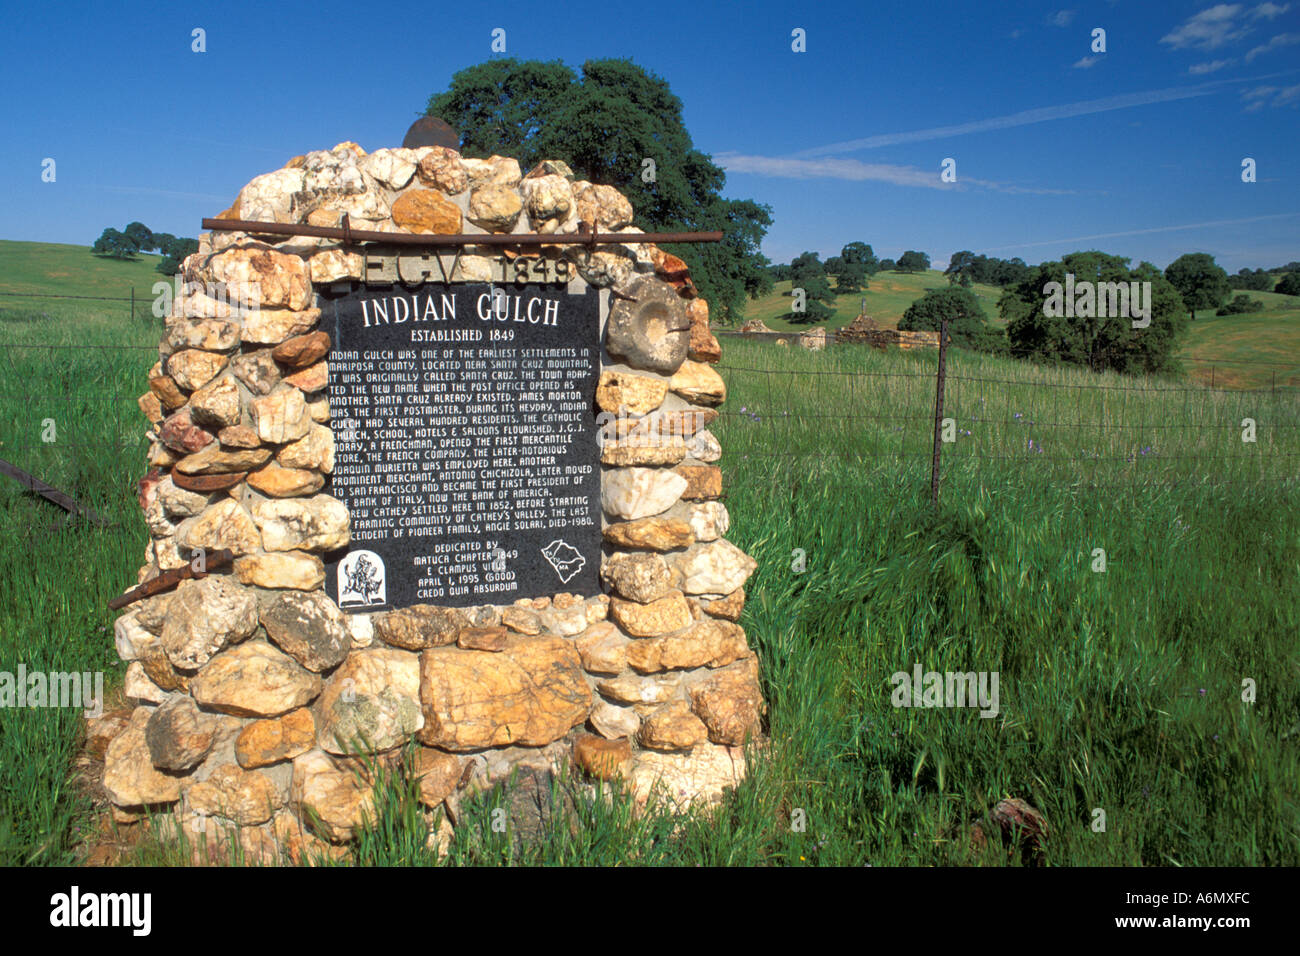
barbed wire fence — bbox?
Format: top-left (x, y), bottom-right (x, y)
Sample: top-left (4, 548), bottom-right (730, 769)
top-left (1, 290), bottom-right (1299, 552)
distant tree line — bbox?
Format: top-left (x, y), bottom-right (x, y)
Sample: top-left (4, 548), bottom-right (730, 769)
top-left (943, 251), bottom-right (1032, 288)
top-left (92, 222), bottom-right (198, 275)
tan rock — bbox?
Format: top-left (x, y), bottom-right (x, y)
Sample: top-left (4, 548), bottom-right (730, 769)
top-left (597, 673), bottom-right (681, 706)
top-left (686, 429), bottom-right (722, 463)
top-left (252, 385), bottom-right (312, 444)
top-left (602, 467), bottom-right (688, 521)
top-left (251, 495), bottom-right (349, 552)
top-left (413, 748), bottom-right (462, 808)
top-left (418, 637), bottom-right (591, 751)
top-left (361, 147), bottom-right (418, 189)
top-left (186, 764), bottom-right (282, 826)
top-left (177, 498), bottom-right (262, 556)
top-left (392, 188), bottom-right (462, 234)
top-left (137, 390), bottom-right (164, 424)
top-left (574, 182), bottom-right (633, 230)
top-left (230, 348), bottom-right (282, 394)
top-left (315, 647), bottom-right (423, 754)
top-left (144, 694), bottom-right (216, 770)
top-left (149, 374), bottom-right (187, 410)
top-left (669, 360), bottom-right (726, 407)
top-left (601, 435), bottom-right (686, 466)
top-left (467, 184), bottom-right (523, 232)
top-left (589, 699), bottom-right (642, 739)
top-left (417, 147), bottom-right (470, 194)
top-left (573, 621), bottom-right (627, 675)
top-left (260, 589), bottom-right (351, 673)
top-left (241, 307), bottom-right (321, 346)
top-left (609, 591), bottom-right (692, 637)
top-left (595, 371), bottom-right (668, 415)
top-left (462, 155), bottom-right (521, 188)
top-left (165, 316), bottom-right (240, 352)
top-left (573, 734), bottom-right (632, 780)
top-left (123, 662), bottom-right (169, 704)
top-left (690, 657), bottom-right (763, 746)
top-left (167, 349), bottom-right (228, 391)
top-left (686, 297), bottom-right (722, 363)
top-left (602, 552), bottom-right (674, 603)
top-left (305, 392), bottom-right (329, 423)
top-left (190, 375), bottom-right (242, 428)
top-left (603, 517), bottom-right (695, 551)
top-left (205, 246), bottom-right (312, 311)
top-left (236, 708), bottom-right (315, 768)
top-left (291, 749), bottom-right (374, 843)
top-left (160, 575), bottom-right (259, 670)
top-left (625, 619), bottom-right (750, 673)
top-left (672, 539), bottom-right (757, 595)
top-left (283, 360), bottom-right (327, 392)
top-left (457, 626), bottom-right (507, 651)
top-left (247, 462), bottom-right (324, 498)
top-left (190, 641), bottom-right (322, 717)
top-left (102, 707), bottom-right (182, 807)
top-left (704, 588), bottom-right (745, 621)
top-left (308, 248), bottom-right (363, 283)
top-left (175, 444), bottom-right (272, 475)
top-left (686, 501), bottom-right (730, 542)
top-left (218, 424), bottom-right (261, 448)
top-left (631, 742), bottom-right (746, 810)
top-left (521, 174), bottom-right (574, 233)
top-left (84, 707), bottom-right (132, 761)
top-left (374, 604), bottom-right (468, 650)
top-left (276, 423), bottom-right (334, 473)
top-left (674, 464), bottom-right (722, 500)
top-left (272, 331), bottom-right (331, 369)
top-left (639, 700), bottom-right (708, 751)
top-left (500, 606), bottom-right (542, 635)
top-left (234, 551), bottom-right (325, 590)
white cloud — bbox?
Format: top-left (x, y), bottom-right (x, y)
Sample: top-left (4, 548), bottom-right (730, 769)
top-left (1252, 3), bottom-right (1291, 19)
top-left (1050, 10), bottom-right (1077, 26)
top-left (1245, 31), bottom-right (1300, 60)
top-left (979, 212), bottom-right (1300, 253)
top-left (792, 81), bottom-right (1231, 158)
top-left (1242, 82), bottom-right (1300, 107)
top-left (1161, 4), bottom-right (1251, 50)
top-left (1189, 59), bottom-right (1235, 72)
top-left (715, 154), bottom-right (1075, 194)
top-left (1073, 56), bottom-right (1100, 68)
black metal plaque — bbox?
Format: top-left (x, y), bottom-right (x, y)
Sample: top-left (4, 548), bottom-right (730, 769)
top-left (322, 282), bottom-right (601, 611)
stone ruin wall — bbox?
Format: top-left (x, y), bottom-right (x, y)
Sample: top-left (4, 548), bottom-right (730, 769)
top-left (97, 141), bottom-right (765, 861)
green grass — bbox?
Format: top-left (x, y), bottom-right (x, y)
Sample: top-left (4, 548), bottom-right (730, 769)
top-left (1176, 307), bottom-right (1300, 391)
top-left (1, 244), bottom-right (1298, 866)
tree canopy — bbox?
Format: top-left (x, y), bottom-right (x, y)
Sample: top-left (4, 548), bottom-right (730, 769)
top-left (900, 286), bottom-right (1004, 353)
top-left (782, 251), bottom-right (835, 324)
top-left (1164, 253), bottom-right (1230, 320)
top-left (426, 58), bottom-right (773, 322)
top-left (897, 250), bottom-right (931, 273)
top-left (1001, 250), bottom-right (1189, 374)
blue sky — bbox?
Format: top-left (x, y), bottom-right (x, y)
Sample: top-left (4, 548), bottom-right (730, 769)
top-left (2, 0), bottom-right (1297, 273)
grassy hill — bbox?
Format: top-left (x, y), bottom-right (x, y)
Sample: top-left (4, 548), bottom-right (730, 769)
top-left (742, 271), bottom-right (1005, 332)
top-left (739, 267), bottom-right (1300, 390)
top-left (0, 239), bottom-right (167, 298)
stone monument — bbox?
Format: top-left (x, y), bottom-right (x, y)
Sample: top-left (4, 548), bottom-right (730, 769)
top-left (101, 139), bottom-right (764, 861)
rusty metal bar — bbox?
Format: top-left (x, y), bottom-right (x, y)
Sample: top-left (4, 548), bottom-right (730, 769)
top-left (201, 218), bottom-right (723, 247)
top-left (108, 549), bottom-right (235, 610)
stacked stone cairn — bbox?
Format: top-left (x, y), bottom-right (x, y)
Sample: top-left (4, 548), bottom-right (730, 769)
top-left (95, 142), bottom-right (765, 862)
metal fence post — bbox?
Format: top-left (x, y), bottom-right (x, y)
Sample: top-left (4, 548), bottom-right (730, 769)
top-left (930, 317), bottom-right (949, 507)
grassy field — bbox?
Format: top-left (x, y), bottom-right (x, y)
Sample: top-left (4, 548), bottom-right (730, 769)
top-left (743, 272), bottom-right (1005, 331)
top-left (1, 245), bottom-right (1298, 866)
